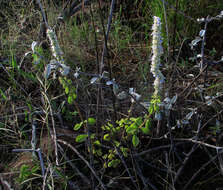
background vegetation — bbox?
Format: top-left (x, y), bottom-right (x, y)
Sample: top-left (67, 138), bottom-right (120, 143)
top-left (1, 0), bottom-right (223, 189)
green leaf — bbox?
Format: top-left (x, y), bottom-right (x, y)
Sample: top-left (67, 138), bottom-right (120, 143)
top-left (102, 154), bottom-right (108, 159)
top-left (93, 140), bottom-right (101, 145)
top-left (90, 133), bottom-right (95, 139)
top-left (67, 96), bottom-right (73, 104)
top-left (103, 134), bottom-right (110, 141)
top-left (108, 152), bottom-right (115, 160)
top-left (88, 118), bottom-right (96, 125)
top-left (126, 124), bottom-right (137, 134)
top-left (0, 89), bottom-right (7, 100)
top-left (73, 122), bottom-right (83, 130)
top-left (141, 126), bottom-right (150, 134)
top-left (121, 147), bottom-right (128, 157)
top-left (141, 120), bottom-right (150, 134)
top-left (75, 134), bottom-right (88, 143)
top-left (108, 159), bottom-right (120, 168)
top-left (132, 135), bottom-right (139, 147)
top-left (114, 140), bottom-right (120, 147)
top-left (135, 117), bottom-right (143, 127)
top-left (72, 93), bottom-right (77, 100)
top-left (96, 149), bottom-right (102, 156)
top-left (65, 87), bottom-right (69, 94)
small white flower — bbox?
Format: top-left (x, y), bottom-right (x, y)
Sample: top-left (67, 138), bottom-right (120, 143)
top-left (150, 16), bottom-right (164, 97)
top-left (46, 28), bottom-right (70, 76)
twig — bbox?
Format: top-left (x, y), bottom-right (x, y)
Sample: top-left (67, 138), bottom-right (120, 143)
top-left (42, 163), bottom-right (50, 190)
top-left (59, 0), bottom-right (91, 20)
top-left (57, 139), bottom-right (107, 190)
top-left (42, 91), bottom-right (59, 166)
top-left (98, 0), bottom-right (118, 122)
top-left (134, 156), bottom-right (157, 190)
top-left (159, 0), bottom-right (196, 22)
top-left (172, 0), bottom-right (179, 59)
top-left (200, 16), bottom-right (209, 72)
top-left (36, 0), bottom-right (49, 27)
top-left (178, 64), bottom-right (208, 98)
top-left (133, 142), bottom-right (189, 157)
top-left (173, 144), bottom-right (198, 185)
top-left (115, 146), bottom-right (138, 189)
top-left (182, 154), bottom-right (218, 190)
top-left (201, 109), bottom-right (223, 131)
top-left (36, 148), bottom-right (45, 178)
top-left (162, 0), bottom-right (170, 63)
top-left (99, 0), bottom-right (115, 74)
top-left (31, 118), bottom-right (37, 158)
top-left (86, 109), bottom-right (95, 189)
top-left (0, 176), bottom-right (14, 190)
top-left (57, 143), bottom-right (90, 185)
top-left (175, 138), bottom-right (223, 150)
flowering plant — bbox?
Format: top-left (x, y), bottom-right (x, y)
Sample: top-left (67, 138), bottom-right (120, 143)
top-left (150, 16), bottom-right (165, 120)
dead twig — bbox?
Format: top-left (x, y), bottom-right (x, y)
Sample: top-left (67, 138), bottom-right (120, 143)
top-left (57, 139), bottom-right (107, 190)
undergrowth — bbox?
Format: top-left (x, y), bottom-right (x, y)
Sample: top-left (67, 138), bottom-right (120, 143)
top-left (1, 0), bottom-right (223, 190)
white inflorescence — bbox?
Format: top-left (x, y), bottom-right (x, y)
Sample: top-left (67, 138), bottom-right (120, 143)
top-left (46, 28), bottom-right (70, 77)
top-left (151, 16), bottom-right (164, 97)
top-left (47, 28), bottom-right (65, 64)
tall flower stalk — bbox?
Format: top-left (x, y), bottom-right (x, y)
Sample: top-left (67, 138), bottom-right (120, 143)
top-left (150, 16), bottom-right (165, 119)
top-left (46, 28), bottom-right (70, 78)
top-left (47, 28), bottom-right (64, 63)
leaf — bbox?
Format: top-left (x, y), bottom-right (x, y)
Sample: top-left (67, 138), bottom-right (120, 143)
top-left (170, 95), bottom-right (177, 105)
top-left (94, 140), bottom-right (101, 145)
top-left (114, 140), bottom-right (120, 147)
top-left (135, 117), bottom-right (143, 127)
top-left (60, 64), bottom-right (70, 76)
top-left (106, 80), bottom-right (114, 85)
top-left (72, 93), bottom-right (77, 100)
top-left (67, 96), bottom-right (73, 104)
top-left (103, 134), bottom-right (110, 141)
top-left (31, 41), bottom-right (38, 52)
top-left (121, 147), bottom-right (128, 157)
top-left (96, 149), bottom-right (102, 156)
top-left (0, 89), bottom-right (7, 100)
top-left (45, 64), bottom-right (52, 79)
top-left (155, 112), bottom-right (162, 120)
top-left (186, 111), bottom-right (194, 120)
top-left (65, 87), bottom-right (69, 94)
top-left (190, 37), bottom-right (201, 47)
top-left (90, 133), bottom-right (95, 139)
top-left (88, 118), bottom-right (96, 125)
top-left (132, 135), bottom-right (139, 147)
top-left (75, 134), bottom-right (88, 143)
top-left (108, 159), bottom-right (120, 168)
top-left (73, 122), bottom-right (83, 130)
top-left (90, 77), bottom-right (99, 84)
top-left (141, 120), bottom-right (150, 134)
top-left (126, 124), bottom-right (137, 134)
top-left (116, 91), bottom-right (127, 100)
top-left (199, 30), bottom-right (205, 37)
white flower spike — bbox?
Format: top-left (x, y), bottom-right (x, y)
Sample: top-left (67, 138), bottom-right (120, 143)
top-left (151, 16), bottom-right (164, 97)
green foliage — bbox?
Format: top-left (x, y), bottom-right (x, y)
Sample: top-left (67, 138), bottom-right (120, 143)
top-left (18, 164), bottom-right (39, 183)
top-left (112, 19), bottom-right (133, 51)
top-left (75, 134), bottom-right (88, 143)
top-left (149, 96), bottom-right (161, 114)
top-left (87, 117), bottom-right (96, 125)
top-left (73, 115), bottom-right (151, 169)
top-left (0, 88), bottom-right (7, 101)
top-left (132, 134), bottom-right (139, 147)
top-left (73, 117), bottom-right (96, 131)
top-left (59, 77), bottom-right (77, 104)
